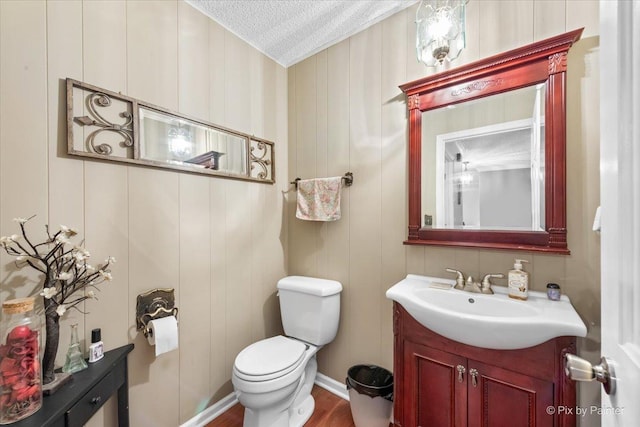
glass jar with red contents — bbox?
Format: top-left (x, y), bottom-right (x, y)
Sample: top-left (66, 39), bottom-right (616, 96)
top-left (0, 297), bottom-right (42, 424)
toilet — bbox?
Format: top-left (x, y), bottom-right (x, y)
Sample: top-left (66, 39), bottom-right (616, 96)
top-left (232, 276), bottom-right (342, 427)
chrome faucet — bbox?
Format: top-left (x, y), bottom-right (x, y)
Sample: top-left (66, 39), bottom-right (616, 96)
top-left (480, 273), bottom-right (504, 294)
top-left (445, 268), bottom-right (465, 290)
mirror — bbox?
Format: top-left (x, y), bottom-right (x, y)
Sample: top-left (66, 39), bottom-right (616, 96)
top-left (400, 29), bottom-right (583, 253)
top-left (139, 107), bottom-right (248, 175)
top-left (425, 84), bottom-right (546, 231)
top-left (67, 79), bottom-right (274, 183)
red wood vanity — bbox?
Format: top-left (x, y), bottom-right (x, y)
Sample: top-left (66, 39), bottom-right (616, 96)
top-left (392, 303), bottom-right (577, 427)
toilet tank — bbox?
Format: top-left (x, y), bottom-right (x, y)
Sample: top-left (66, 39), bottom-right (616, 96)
top-left (277, 276), bottom-right (342, 346)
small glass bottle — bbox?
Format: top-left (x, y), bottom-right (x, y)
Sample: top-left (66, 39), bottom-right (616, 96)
top-left (62, 324), bottom-right (87, 374)
top-left (88, 328), bottom-right (103, 363)
top-left (0, 297), bottom-right (43, 424)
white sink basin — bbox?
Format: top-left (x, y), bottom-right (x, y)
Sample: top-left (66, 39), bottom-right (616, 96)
top-left (386, 274), bottom-right (587, 350)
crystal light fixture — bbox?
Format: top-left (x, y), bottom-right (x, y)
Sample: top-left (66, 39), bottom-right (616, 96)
top-left (168, 124), bottom-right (192, 157)
top-left (416, 0), bottom-right (468, 67)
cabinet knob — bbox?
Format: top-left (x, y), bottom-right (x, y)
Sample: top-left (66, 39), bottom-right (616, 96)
top-left (91, 396), bottom-right (102, 405)
top-left (456, 365), bottom-right (466, 382)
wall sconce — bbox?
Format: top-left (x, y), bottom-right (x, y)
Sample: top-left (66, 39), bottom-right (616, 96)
top-left (416, 0), bottom-right (468, 67)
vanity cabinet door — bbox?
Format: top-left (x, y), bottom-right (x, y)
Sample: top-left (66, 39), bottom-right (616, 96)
top-left (403, 341), bottom-right (467, 427)
top-left (467, 360), bottom-right (554, 427)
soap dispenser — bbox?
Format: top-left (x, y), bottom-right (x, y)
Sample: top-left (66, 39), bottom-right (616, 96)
top-left (508, 259), bottom-right (529, 300)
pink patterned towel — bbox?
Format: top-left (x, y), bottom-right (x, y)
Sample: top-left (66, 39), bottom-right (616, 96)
top-left (296, 177), bottom-right (343, 221)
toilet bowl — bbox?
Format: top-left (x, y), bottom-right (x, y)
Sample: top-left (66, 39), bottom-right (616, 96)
top-left (232, 336), bottom-right (319, 427)
top-left (231, 276), bottom-right (342, 427)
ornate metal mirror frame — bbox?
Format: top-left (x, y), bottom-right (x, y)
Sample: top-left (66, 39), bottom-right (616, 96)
top-left (400, 29), bottom-right (583, 253)
top-left (66, 78), bottom-right (275, 184)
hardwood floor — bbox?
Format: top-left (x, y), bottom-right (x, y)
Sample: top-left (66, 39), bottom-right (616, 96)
top-left (206, 386), bottom-right (357, 427)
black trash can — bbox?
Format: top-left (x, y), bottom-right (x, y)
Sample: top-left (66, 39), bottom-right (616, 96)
top-left (346, 365), bottom-right (393, 427)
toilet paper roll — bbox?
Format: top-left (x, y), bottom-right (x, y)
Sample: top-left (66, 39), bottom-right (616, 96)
top-left (147, 316), bottom-right (179, 356)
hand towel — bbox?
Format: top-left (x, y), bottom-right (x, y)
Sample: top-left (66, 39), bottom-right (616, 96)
top-left (296, 177), bottom-right (343, 221)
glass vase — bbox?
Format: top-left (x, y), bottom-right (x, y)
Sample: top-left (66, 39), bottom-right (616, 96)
top-left (62, 324), bottom-right (87, 374)
top-left (0, 297), bottom-right (43, 424)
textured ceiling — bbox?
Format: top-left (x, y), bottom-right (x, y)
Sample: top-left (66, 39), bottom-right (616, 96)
top-left (187, 1), bottom-right (418, 67)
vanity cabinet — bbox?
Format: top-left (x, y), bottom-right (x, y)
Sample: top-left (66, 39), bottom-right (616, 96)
top-left (393, 303), bottom-right (577, 427)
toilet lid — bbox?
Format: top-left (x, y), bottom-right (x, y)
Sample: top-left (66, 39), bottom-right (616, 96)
top-left (235, 336), bottom-right (307, 380)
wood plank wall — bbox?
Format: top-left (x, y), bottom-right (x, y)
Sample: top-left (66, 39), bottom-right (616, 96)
top-left (0, 1), bottom-right (287, 426)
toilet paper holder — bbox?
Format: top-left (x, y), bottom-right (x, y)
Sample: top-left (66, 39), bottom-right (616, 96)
top-left (136, 288), bottom-right (179, 338)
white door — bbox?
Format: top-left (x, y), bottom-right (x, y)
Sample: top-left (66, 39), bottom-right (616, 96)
top-left (599, 0), bottom-right (640, 424)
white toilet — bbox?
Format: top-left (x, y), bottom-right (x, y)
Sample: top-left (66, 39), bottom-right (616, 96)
top-left (232, 276), bottom-right (342, 427)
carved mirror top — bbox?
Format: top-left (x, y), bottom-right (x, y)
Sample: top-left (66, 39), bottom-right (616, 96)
top-left (400, 29), bottom-right (583, 254)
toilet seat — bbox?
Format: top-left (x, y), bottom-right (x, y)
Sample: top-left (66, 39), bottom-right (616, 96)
top-left (234, 336), bottom-right (307, 382)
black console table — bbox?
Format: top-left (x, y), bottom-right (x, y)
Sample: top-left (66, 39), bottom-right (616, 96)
top-left (13, 344), bottom-right (134, 427)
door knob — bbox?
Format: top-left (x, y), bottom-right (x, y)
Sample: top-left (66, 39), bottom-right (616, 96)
top-left (564, 354), bottom-right (616, 395)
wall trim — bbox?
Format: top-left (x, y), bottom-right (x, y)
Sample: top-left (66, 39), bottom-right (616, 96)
top-left (179, 392), bottom-right (238, 427)
top-left (181, 373), bottom-right (349, 426)
top-left (314, 372), bottom-right (350, 401)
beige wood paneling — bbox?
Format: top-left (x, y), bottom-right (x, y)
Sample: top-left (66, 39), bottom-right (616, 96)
top-left (128, 167), bottom-right (180, 427)
top-left (534, 0), bottom-right (566, 40)
top-left (478, 0), bottom-right (534, 59)
top-left (209, 178), bottom-right (230, 401)
top-left (222, 31), bottom-right (254, 375)
top-left (0, 0), bottom-right (48, 297)
top-left (405, 3), bottom-right (426, 83)
top-left (223, 180), bottom-right (252, 373)
top-left (81, 3), bottom-right (130, 425)
top-left (223, 32), bottom-right (251, 133)
top-left (45, 0), bottom-right (86, 371)
top-left (424, 247), bottom-right (456, 278)
top-left (456, 0), bottom-right (480, 67)
top-left (287, 66), bottom-right (298, 275)
top-left (178, 0), bottom-right (210, 120)
top-left (248, 48), bottom-right (265, 344)
top-left (318, 40), bottom-right (351, 379)
top-left (289, 57), bottom-right (319, 277)
top-left (177, 4), bottom-right (213, 420)
top-left (127, 3), bottom-right (181, 426)
top-left (380, 11), bottom-right (408, 371)
top-left (315, 51), bottom-right (329, 276)
top-left (83, 0), bottom-right (127, 92)
top-left (209, 20), bottom-right (226, 125)
top-left (348, 23), bottom-right (383, 367)
top-left (127, 0), bottom-right (178, 108)
top-left (263, 62), bottom-right (288, 340)
top-left (179, 174), bottom-right (213, 422)
top-left (566, 0), bottom-right (599, 38)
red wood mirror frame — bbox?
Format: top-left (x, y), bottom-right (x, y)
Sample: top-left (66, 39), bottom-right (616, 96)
top-left (400, 29), bottom-right (583, 254)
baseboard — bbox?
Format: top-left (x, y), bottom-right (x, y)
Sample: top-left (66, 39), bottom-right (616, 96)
top-left (182, 373), bottom-right (349, 426)
top-left (180, 392), bottom-right (238, 427)
top-left (314, 372), bottom-right (349, 401)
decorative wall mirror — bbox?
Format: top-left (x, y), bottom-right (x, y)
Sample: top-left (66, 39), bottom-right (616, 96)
top-left (400, 29), bottom-right (583, 253)
top-left (66, 79), bottom-right (274, 183)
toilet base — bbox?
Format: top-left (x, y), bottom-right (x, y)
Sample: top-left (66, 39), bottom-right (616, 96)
top-left (238, 353), bottom-right (319, 427)
top-left (242, 394), bottom-right (314, 427)
top-left (288, 394), bottom-right (314, 427)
